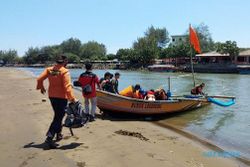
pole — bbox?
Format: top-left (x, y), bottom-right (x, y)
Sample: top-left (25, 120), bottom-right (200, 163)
top-left (190, 48), bottom-right (196, 87)
top-left (168, 76), bottom-right (171, 91)
top-left (189, 24), bottom-right (196, 87)
top-left (167, 76), bottom-right (172, 98)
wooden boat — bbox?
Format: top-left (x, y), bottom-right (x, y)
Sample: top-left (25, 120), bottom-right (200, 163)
top-left (96, 90), bottom-right (210, 115)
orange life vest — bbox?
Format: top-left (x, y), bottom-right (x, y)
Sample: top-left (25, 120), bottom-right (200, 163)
top-left (119, 85), bottom-right (134, 97)
top-left (36, 64), bottom-right (75, 100)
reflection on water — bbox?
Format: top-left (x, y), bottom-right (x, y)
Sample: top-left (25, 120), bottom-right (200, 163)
top-left (21, 68), bottom-right (250, 159)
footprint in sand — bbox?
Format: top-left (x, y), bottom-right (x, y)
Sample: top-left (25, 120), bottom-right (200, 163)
top-left (19, 161), bottom-right (28, 167)
top-left (147, 153), bottom-right (155, 158)
top-left (166, 136), bottom-right (179, 141)
top-left (73, 136), bottom-right (79, 140)
top-left (63, 136), bottom-right (71, 140)
top-left (82, 146), bottom-right (89, 149)
top-left (32, 102), bottom-right (40, 106)
top-left (74, 145), bottom-right (89, 151)
top-left (146, 153), bottom-right (168, 162)
top-left (19, 153), bottom-right (37, 167)
top-left (107, 135), bottom-right (113, 138)
top-left (76, 161), bottom-right (86, 167)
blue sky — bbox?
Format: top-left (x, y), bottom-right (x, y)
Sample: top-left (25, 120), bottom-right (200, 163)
top-left (1, 0), bottom-right (250, 56)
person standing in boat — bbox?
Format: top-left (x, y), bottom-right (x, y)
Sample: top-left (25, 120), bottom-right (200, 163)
top-left (191, 83), bottom-right (205, 95)
top-left (36, 55), bottom-right (76, 149)
top-left (78, 63), bottom-right (100, 122)
top-left (111, 72), bottom-right (120, 94)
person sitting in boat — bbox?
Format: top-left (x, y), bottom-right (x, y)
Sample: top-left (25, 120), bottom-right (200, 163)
top-left (154, 89), bottom-right (167, 100)
top-left (99, 72), bottom-right (111, 85)
top-left (100, 72), bottom-right (113, 92)
top-left (144, 89), bottom-right (156, 101)
top-left (191, 83), bottom-right (205, 95)
top-left (137, 88), bottom-right (147, 99)
top-left (110, 72), bottom-right (120, 94)
top-left (119, 84), bottom-right (141, 98)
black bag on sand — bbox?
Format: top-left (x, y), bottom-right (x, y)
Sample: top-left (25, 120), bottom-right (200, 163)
top-left (64, 101), bottom-right (89, 135)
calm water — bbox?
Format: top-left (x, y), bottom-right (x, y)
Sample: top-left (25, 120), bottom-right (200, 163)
top-left (22, 67), bottom-right (250, 159)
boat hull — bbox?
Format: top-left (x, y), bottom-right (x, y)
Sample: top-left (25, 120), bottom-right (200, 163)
top-left (96, 90), bottom-right (209, 115)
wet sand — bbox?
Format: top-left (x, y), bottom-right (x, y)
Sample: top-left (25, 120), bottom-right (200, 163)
top-left (0, 68), bottom-right (246, 167)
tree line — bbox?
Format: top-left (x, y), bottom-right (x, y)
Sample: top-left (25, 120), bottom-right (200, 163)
top-left (0, 23), bottom-right (240, 67)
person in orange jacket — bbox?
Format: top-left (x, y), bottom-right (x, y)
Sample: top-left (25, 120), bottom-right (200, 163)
top-left (36, 55), bottom-right (76, 149)
top-left (119, 84), bottom-right (141, 98)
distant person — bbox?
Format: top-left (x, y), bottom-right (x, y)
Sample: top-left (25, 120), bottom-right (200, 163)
top-left (119, 84), bottom-right (141, 98)
top-left (191, 83), bottom-right (205, 95)
top-left (36, 55), bottom-right (76, 149)
top-left (100, 72), bottom-right (113, 92)
top-left (78, 63), bottom-right (100, 122)
top-left (111, 72), bottom-right (120, 94)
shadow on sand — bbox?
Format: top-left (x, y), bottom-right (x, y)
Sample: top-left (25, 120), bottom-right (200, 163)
top-left (23, 142), bottom-right (83, 150)
top-left (97, 107), bottom-right (203, 122)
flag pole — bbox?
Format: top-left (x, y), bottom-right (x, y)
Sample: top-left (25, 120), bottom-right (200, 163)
top-left (189, 24), bottom-right (196, 87)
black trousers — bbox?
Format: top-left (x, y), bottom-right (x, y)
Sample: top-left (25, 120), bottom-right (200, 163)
top-left (47, 98), bottom-right (68, 138)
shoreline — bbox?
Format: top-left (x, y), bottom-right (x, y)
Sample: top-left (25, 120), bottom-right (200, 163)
top-left (5, 61), bottom-right (250, 74)
top-left (0, 67), bottom-right (247, 167)
top-left (154, 122), bottom-right (250, 166)
top-left (13, 65), bottom-right (250, 75)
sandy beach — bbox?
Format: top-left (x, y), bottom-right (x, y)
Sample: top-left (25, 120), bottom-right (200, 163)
top-left (0, 68), bottom-right (247, 167)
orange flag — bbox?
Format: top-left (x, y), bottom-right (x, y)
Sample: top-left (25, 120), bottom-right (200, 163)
top-left (189, 26), bottom-right (201, 53)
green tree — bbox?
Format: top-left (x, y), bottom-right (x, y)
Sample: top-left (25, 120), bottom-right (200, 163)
top-left (128, 26), bottom-right (170, 67)
top-left (116, 48), bottom-right (133, 61)
top-left (2, 50), bottom-right (18, 64)
top-left (23, 47), bottom-right (40, 64)
top-left (0, 50), bottom-right (4, 61)
top-left (106, 53), bottom-right (116, 60)
top-left (64, 53), bottom-right (80, 63)
top-left (37, 53), bottom-right (51, 63)
top-left (80, 41), bottom-right (107, 60)
top-left (160, 47), bottom-right (174, 59)
top-left (40, 45), bottom-right (62, 62)
top-left (216, 41), bottom-right (239, 60)
top-left (145, 25), bottom-right (170, 48)
top-left (133, 37), bottom-right (158, 66)
top-left (60, 38), bottom-right (81, 56)
top-left (14, 56), bottom-right (24, 64)
top-left (172, 43), bottom-right (191, 57)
